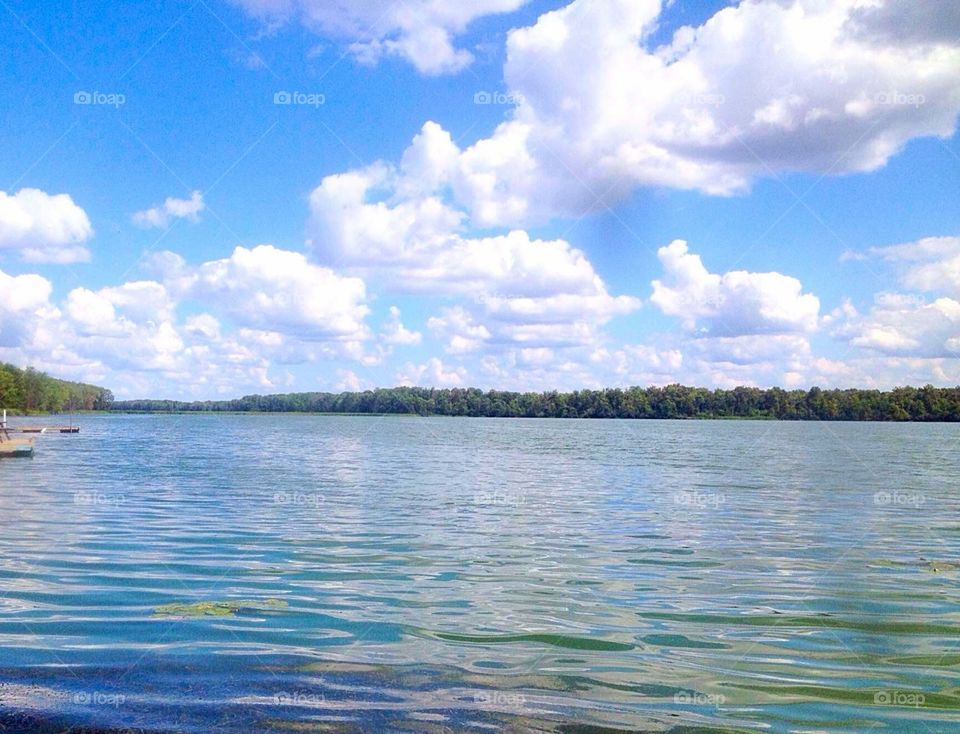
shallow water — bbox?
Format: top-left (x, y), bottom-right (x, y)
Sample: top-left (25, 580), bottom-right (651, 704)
top-left (1, 415), bottom-right (958, 733)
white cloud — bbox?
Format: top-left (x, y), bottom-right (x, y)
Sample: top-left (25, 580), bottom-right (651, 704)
top-left (829, 235), bottom-right (960, 361)
top-left (380, 306), bottom-right (422, 346)
top-left (230, 0), bottom-right (528, 74)
top-left (308, 161), bottom-right (463, 268)
top-left (0, 270), bottom-right (58, 349)
top-left (335, 368), bottom-right (367, 392)
top-left (307, 126), bottom-right (640, 355)
top-left (686, 333), bottom-right (813, 368)
top-left (432, 0), bottom-right (960, 225)
top-left (651, 240), bottom-right (820, 336)
top-left (0, 242), bottom-right (380, 398)
top-left (428, 307), bottom-right (492, 354)
top-left (184, 313), bottom-right (221, 340)
top-left (0, 188), bottom-right (93, 263)
top-left (830, 294), bottom-right (960, 358)
top-left (398, 121), bottom-right (460, 197)
top-left (396, 356), bottom-right (466, 386)
top-left (865, 235), bottom-right (960, 295)
top-left (185, 245), bottom-right (370, 341)
top-left (132, 191), bottom-right (205, 229)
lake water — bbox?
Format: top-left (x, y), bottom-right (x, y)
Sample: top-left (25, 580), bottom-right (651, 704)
top-left (1, 415), bottom-right (958, 733)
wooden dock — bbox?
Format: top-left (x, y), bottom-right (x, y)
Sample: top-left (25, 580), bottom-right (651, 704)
top-left (0, 415), bottom-right (34, 456)
top-left (0, 438), bottom-right (33, 458)
top-left (10, 426), bottom-right (80, 434)
top-left (0, 409), bottom-right (77, 455)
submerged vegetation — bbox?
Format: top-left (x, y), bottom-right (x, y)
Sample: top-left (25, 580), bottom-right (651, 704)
top-left (113, 384), bottom-right (960, 421)
top-left (153, 599), bottom-right (289, 617)
top-left (0, 363), bottom-right (113, 412)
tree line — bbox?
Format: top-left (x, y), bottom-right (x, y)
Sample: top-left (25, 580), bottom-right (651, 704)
top-left (0, 364), bottom-right (114, 412)
top-left (112, 384), bottom-right (960, 421)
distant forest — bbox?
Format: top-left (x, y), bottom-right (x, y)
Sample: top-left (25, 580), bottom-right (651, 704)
top-left (0, 364), bottom-right (114, 412)
top-left (112, 384), bottom-right (960, 421)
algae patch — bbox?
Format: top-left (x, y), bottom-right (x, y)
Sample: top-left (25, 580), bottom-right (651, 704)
top-left (154, 598), bottom-right (288, 618)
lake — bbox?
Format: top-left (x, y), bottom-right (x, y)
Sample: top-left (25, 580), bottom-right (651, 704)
top-left (0, 415), bottom-right (958, 733)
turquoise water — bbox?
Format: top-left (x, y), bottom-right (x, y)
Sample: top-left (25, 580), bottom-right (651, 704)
top-left (1, 415), bottom-right (958, 733)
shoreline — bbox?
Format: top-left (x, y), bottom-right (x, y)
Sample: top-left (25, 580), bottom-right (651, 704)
top-left (15, 410), bottom-right (960, 422)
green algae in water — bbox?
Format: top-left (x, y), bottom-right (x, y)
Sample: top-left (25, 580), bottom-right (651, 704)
top-left (153, 598), bottom-right (289, 617)
top-left (641, 633), bottom-right (729, 650)
top-left (424, 630), bottom-right (635, 651)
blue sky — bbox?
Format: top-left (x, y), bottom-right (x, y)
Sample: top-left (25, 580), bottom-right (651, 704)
top-left (1, 0), bottom-right (959, 398)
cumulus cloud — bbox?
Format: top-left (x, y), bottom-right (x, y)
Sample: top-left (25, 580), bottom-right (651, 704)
top-left (428, 307), bottom-right (492, 355)
top-left (380, 306), bottom-right (422, 346)
top-left (423, 0), bottom-right (960, 225)
top-left (0, 239), bottom-right (382, 398)
top-left (0, 270), bottom-right (58, 350)
top-left (230, 0), bottom-right (528, 74)
top-left (0, 188), bottom-right (93, 263)
top-left (651, 240), bottom-right (820, 336)
top-left (829, 294), bottom-right (960, 358)
top-left (307, 124), bottom-right (639, 354)
top-left (846, 0), bottom-right (960, 46)
top-left (865, 235), bottom-right (960, 295)
top-left (396, 357), bottom-right (466, 386)
top-left (830, 235), bottom-right (960, 361)
top-left (686, 333), bottom-right (813, 368)
top-left (132, 191), bottom-right (205, 229)
top-left (308, 160), bottom-right (464, 268)
top-left (0, 272), bottom-right (198, 386)
top-left (335, 368), bottom-right (368, 392)
top-left (180, 245), bottom-right (370, 341)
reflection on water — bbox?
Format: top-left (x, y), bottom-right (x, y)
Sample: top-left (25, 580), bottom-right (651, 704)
top-left (0, 415), bottom-right (958, 733)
